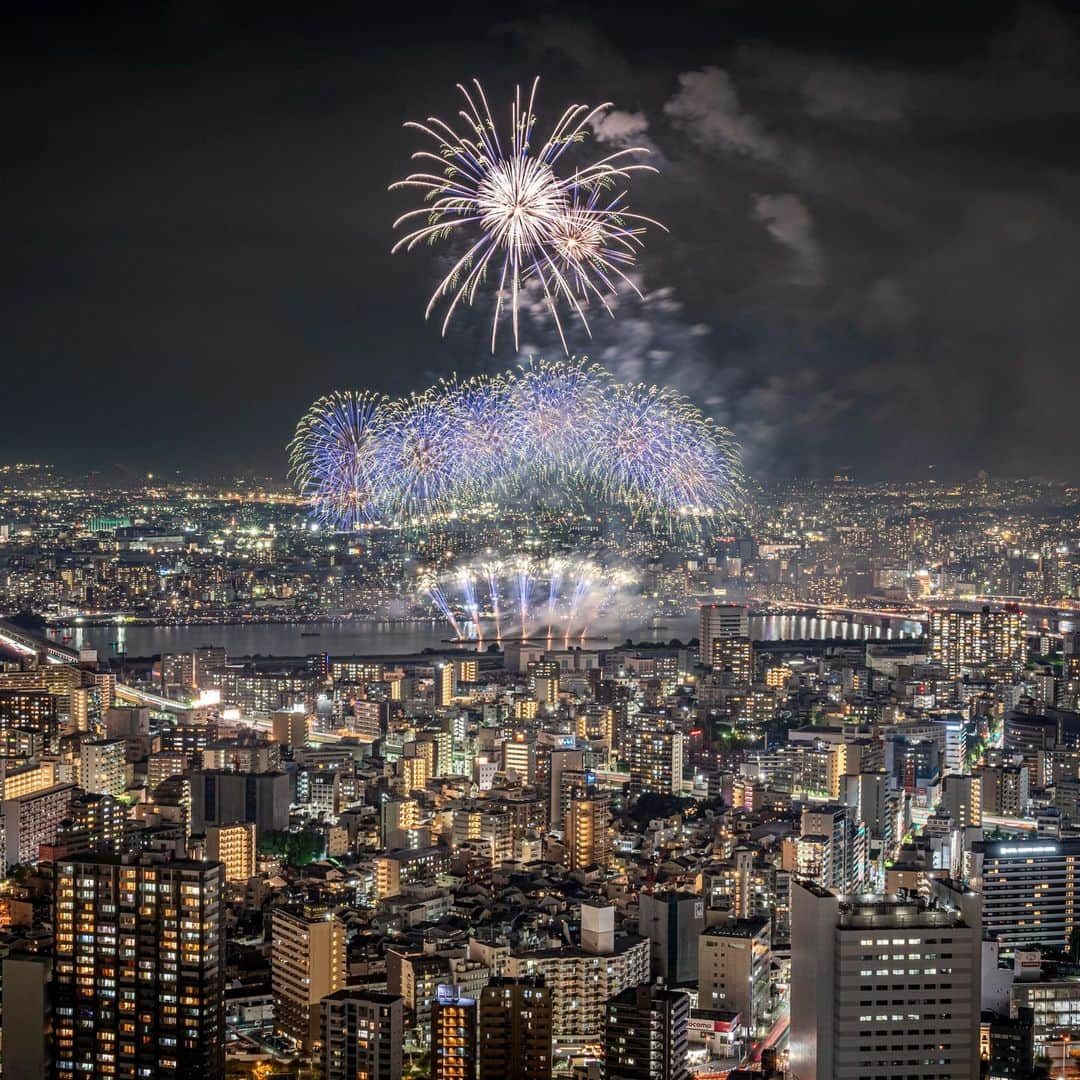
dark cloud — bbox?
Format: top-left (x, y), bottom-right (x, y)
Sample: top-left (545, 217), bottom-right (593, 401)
top-left (1, 2), bottom-right (1078, 481)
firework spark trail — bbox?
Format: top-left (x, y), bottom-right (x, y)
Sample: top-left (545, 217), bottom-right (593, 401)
top-left (483, 561), bottom-right (503, 641)
top-left (423, 577), bottom-right (463, 639)
top-left (546, 558), bottom-right (565, 639)
top-left (390, 78), bottom-right (664, 352)
top-left (514, 558), bottom-right (535, 638)
top-left (564, 567), bottom-right (593, 647)
top-left (458, 569), bottom-right (482, 643)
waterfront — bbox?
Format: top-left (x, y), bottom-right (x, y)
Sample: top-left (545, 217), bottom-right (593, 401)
top-left (47, 613), bottom-right (922, 659)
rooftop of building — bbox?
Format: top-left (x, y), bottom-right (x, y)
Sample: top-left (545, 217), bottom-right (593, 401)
top-left (703, 917), bottom-right (771, 938)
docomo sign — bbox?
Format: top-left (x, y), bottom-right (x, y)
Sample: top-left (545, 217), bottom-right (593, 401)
top-left (996, 844), bottom-right (1060, 856)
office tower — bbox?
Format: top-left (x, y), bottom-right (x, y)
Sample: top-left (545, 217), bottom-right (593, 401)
top-left (52, 853), bottom-right (225, 1078)
top-left (988, 1006), bottom-right (1035, 1078)
top-left (626, 723), bottom-right (684, 797)
top-left (431, 984), bottom-right (477, 1080)
top-left (710, 635), bottom-right (752, 682)
top-left (477, 977), bottom-right (553, 1080)
top-left (2, 782), bottom-right (76, 869)
top-left (603, 985), bottom-right (690, 1080)
top-left (2, 952), bottom-right (51, 1077)
top-left (940, 772), bottom-right (983, 827)
top-left (697, 918), bottom-right (771, 1036)
top-left (929, 604), bottom-right (1023, 678)
top-left (321, 989), bottom-right (404, 1080)
top-left (204, 821), bottom-right (257, 882)
top-left (79, 738), bottom-right (128, 796)
top-left (188, 769), bottom-right (290, 834)
top-left (973, 836), bottom-right (1080, 953)
top-left (790, 881), bottom-right (980, 1080)
top-left (699, 603), bottom-right (749, 665)
top-left (638, 891), bottom-right (705, 986)
top-left (564, 787), bottom-right (611, 871)
top-left (271, 903), bottom-right (347, 1050)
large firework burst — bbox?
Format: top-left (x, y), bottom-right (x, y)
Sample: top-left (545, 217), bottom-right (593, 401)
top-left (588, 381), bottom-right (743, 523)
top-left (390, 78), bottom-right (663, 351)
top-left (288, 360), bottom-right (743, 529)
top-left (287, 390), bottom-right (386, 528)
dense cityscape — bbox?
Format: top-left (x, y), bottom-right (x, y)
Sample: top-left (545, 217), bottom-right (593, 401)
top-left (7, 2), bottom-right (1080, 1078)
top-left (0, 470), bottom-right (1077, 1077)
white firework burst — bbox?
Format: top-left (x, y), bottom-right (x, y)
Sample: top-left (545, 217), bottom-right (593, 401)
top-left (390, 77), bottom-right (664, 352)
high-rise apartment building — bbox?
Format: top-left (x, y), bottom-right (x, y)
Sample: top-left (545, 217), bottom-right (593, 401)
top-left (52, 853), bottom-right (225, 1078)
top-left (504, 905), bottom-right (650, 1045)
top-left (321, 989), bottom-right (404, 1080)
top-left (204, 821), bottom-right (257, 882)
top-left (3, 952), bottom-right (51, 1077)
top-left (0, 688), bottom-right (59, 742)
top-left (2, 782), bottom-right (76, 869)
top-left (626, 723), bottom-right (683, 797)
top-left (928, 604), bottom-right (1023, 678)
top-left (564, 787), bottom-right (611, 871)
top-left (699, 604), bottom-right (750, 666)
top-left (79, 738), bottom-right (128, 796)
top-left (603, 985), bottom-right (690, 1080)
top-left (710, 635), bottom-right (753, 682)
top-left (431, 984), bottom-right (477, 1080)
top-left (790, 881), bottom-right (980, 1080)
top-left (160, 651), bottom-right (195, 693)
top-left (477, 977), bottom-right (553, 1080)
top-left (940, 772), bottom-right (982, 828)
top-left (271, 903), bottom-right (347, 1050)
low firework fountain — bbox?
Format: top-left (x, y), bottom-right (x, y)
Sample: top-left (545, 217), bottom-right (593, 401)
top-left (421, 556), bottom-right (638, 644)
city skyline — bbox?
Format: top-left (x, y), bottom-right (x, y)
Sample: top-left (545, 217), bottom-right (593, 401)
top-left (4, 6), bottom-right (1079, 1079)
top-left (5, 2), bottom-right (1080, 480)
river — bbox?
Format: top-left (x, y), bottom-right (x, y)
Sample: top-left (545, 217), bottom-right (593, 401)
top-left (46, 613), bottom-right (921, 659)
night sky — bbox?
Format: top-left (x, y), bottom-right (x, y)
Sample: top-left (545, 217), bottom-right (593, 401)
top-left (5, 2), bottom-right (1079, 481)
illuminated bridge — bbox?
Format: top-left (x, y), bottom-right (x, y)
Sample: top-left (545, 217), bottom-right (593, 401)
top-left (0, 618), bottom-right (191, 714)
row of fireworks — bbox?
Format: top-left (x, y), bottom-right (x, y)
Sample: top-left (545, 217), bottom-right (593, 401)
top-left (288, 358), bottom-right (742, 532)
top-left (420, 556), bottom-right (637, 644)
